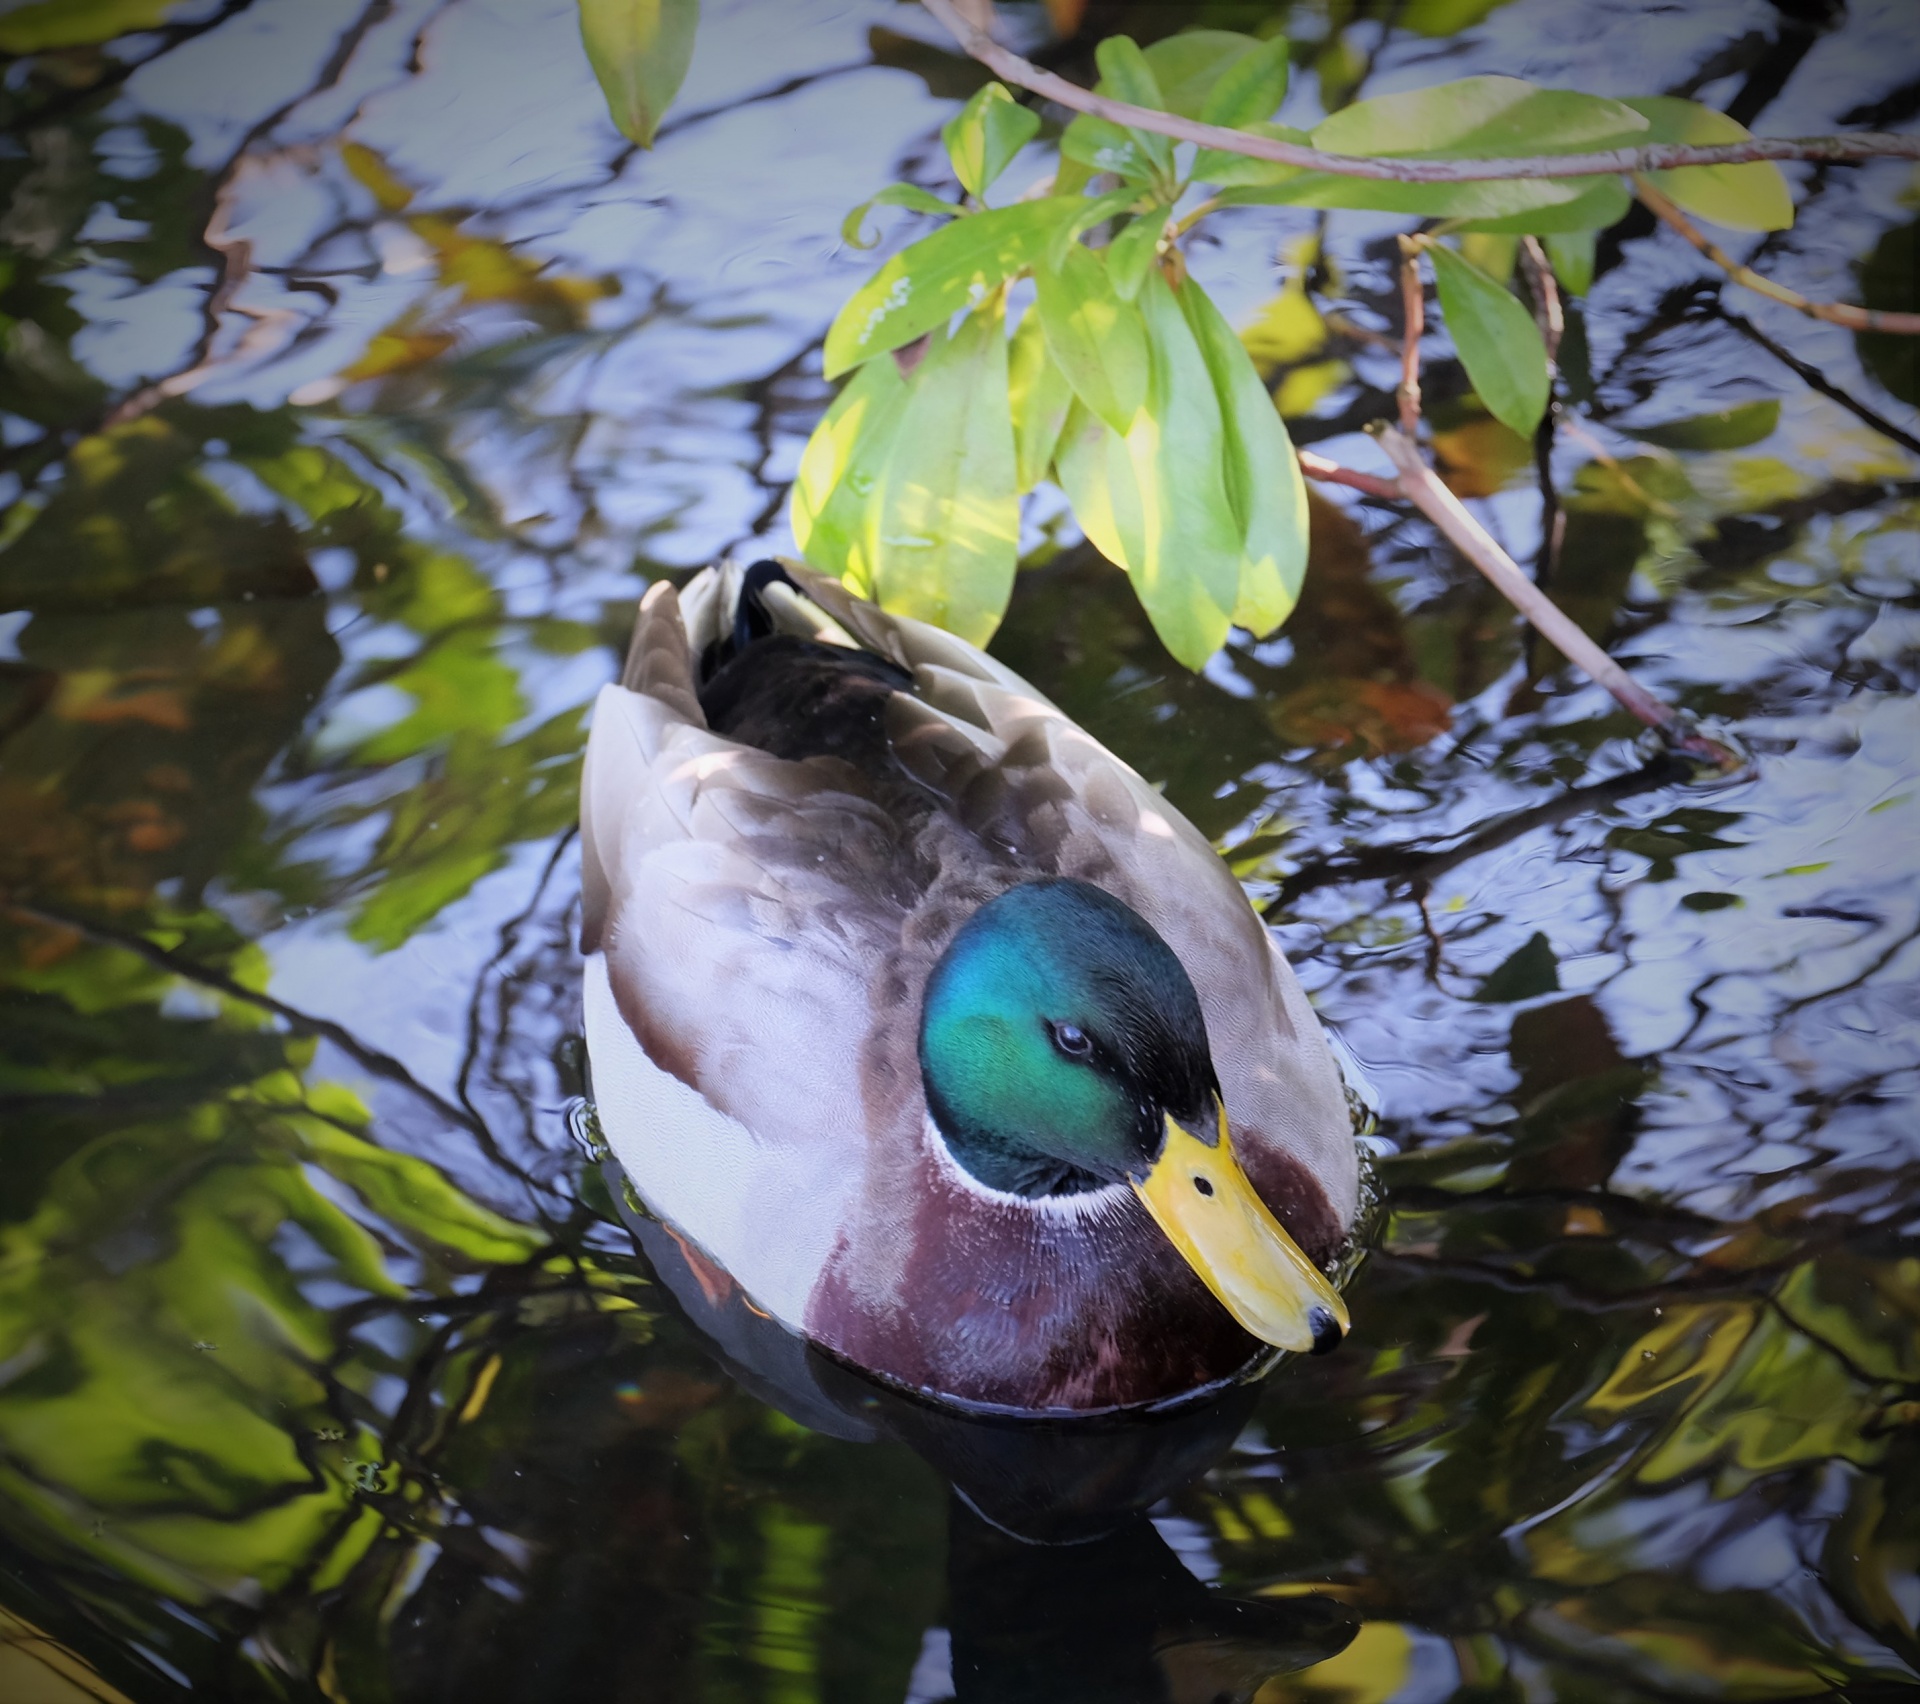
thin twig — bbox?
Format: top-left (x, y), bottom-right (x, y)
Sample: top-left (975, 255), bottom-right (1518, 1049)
top-left (1372, 425), bottom-right (1740, 768)
top-left (1299, 451), bottom-right (1402, 501)
top-left (1556, 414), bottom-right (1683, 519)
top-left (102, 0), bottom-right (399, 428)
top-left (1518, 238), bottom-right (1565, 588)
top-left (1707, 302), bottom-right (1920, 457)
top-left (1518, 238), bottom-right (1564, 363)
top-left (1396, 237), bottom-right (1424, 434)
top-left (917, 0), bottom-right (1920, 180)
top-left (1634, 176), bottom-right (1920, 335)
top-left (1, 899), bottom-right (485, 1136)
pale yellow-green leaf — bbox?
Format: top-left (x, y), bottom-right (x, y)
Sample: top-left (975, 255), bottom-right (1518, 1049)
top-left (578, 0), bottom-right (700, 149)
top-left (1543, 229), bottom-right (1596, 296)
top-left (1193, 121), bottom-right (1314, 189)
top-left (941, 83), bottom-right (1041, 199)
top-left (1178, 279), bottom-right (1308, 637)
top-left (1313, 74), bottom-right (1648, 159)
top-left (790, 355), bottom-right (907, 595)
top-left (1033, 242), bottom-right (1148, 433)
top-left (1197, 33), bottom-right (1290, 128)
top-left (867, 302), bottom-right (1019, 646)
top-left (1140, 30), bottom-right (1280, 121)
top-left (841, 183), bottom-right (959, 250)
top-left (1054, 270), bottom-right (1242, 669)
top-left (1227, 170), bottom-right (1628, 229)
top-left (1008, 310), bottom-right (1073, 494)
top-left (1458, 232), bottom-right (1518, 282)
top-left (823, 197), bottom-right (1079, 376)
top-left (1626, 96), bottom-right (1794, 233)
top-left (1059, 114), bottom-right (1159, 185)
top-left (1105, 209), bottom-right (1166, 303)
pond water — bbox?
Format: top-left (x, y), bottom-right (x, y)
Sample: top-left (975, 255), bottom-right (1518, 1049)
top-left (2, 0), bottom-right (1917, 1698)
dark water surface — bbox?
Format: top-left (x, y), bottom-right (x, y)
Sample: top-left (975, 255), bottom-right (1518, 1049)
top-left (3, 1), bottom-right (1918, 1698)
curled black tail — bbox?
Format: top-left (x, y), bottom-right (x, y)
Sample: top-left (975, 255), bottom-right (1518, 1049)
top-left (732, 558), bottom-right (803, 656)
top-left (696, 559), bottom-right (915, 766)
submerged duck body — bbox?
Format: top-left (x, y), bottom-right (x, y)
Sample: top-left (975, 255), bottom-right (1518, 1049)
top-left (580, 560), bottom-right (1359, 1414)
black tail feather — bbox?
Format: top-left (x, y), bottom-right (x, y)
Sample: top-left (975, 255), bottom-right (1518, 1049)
top-left (733, 558), bottom-right (803, 656)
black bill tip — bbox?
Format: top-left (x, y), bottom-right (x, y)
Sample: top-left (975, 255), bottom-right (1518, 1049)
top-left (1307, 1305), bottom-right (1344, 1356)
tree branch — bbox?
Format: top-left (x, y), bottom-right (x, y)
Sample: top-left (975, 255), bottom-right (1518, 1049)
top-left (1707, 301), bottom-right (1920, 456)
top-left (1, 899), bottom-right (485, 1137)
top-left (917, 0), bottom-right (1920, 180)
top-left (1299, 451), bottom-right (1403, 501)
top-left (1372, 426), bottom-right (1739, 768)
top-left (1396, 237), bottom-right (1424, 434)
top-left (1634, 176), bottom-right (1920, 334)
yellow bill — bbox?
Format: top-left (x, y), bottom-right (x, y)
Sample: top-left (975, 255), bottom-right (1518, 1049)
top-left (1132, 1106), bottom-right (1349, 1355)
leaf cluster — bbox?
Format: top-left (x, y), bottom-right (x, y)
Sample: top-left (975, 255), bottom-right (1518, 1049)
top-left (787, 36), bottom-right (1795, 666)
top-left (568, 7), bottom-right (1804, 666)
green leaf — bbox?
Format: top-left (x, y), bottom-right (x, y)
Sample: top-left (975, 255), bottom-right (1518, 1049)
top-left (823, 197), bottom-right (1079, 376)
top-left (578, 0), bottom-right (700, 150)
top-left (0, 0), bottom-right (176, 51)
top-left (1054, 270), bottom-right (1243, 669)
top-left (1227, 74), bottom-right (1652, 225)
top-left (1198, 35), bottom-right (1291, 128)
top-left (1458, 232), bottom-right (1518, 282)
top-left (866, 302), bottom-right (1020, 646)
top-left (1105, 210), bottom-right (1166, 303)
top-left (1625, 97), bottom-right (1794, 233)
top-left (1034, 242), bottom-right (1148, 432)
top-left (1008, 310), bottom-right (1073, 494)
top-left (1193, 122), bottom-right (1314, 189)
top-left (1429, 242), bottom-right (1551, 439)
top-left (1054, 151), bottom-right (1096, 197)
top-left (1312, 75), bottom-right (1648, 159)
top-left (1045, 187), bottom-right (1144, 271)
top-left (1448, 177), bottom-right (1630, 234)
top-left (1140, 31), bottom-right (1278, 121)
top-left (791, 355), bottom-right (908, 592)
top-left (1059, 114), bottom-right (1160, 186)
top-left (1543, 230), bottom-right (1596, 296)
top-left (1225, 171), bottom-right (1627, 227)
top-left (1177, 278), bottom-right (1309, 636)
top-left (941, 83), bottom-right (1042, 199)
top-left (1093, 36), bottom-right (1174, 178)
top-left (841, 184), bottom-right (961, 250)
top-left (1094, 35), bottom-right (1168, 112)
top-left (1623, 400), bottom-right (1780, 451)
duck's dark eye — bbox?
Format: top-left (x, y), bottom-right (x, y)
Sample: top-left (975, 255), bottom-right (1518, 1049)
top-left (1050, 1020), bottom-right (1094, 1060)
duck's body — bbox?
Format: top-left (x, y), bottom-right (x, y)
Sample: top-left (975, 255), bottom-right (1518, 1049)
top-left (581, 561), bottom-right (1358, 1414)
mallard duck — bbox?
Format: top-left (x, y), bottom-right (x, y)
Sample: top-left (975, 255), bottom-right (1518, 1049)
top-left (580, 559), bottom-right (1359, 1414)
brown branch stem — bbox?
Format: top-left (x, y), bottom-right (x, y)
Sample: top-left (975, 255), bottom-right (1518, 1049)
top-left (1397, 237), bottom-right (1425, 434)
top-left (1634, 176), bottom-right (1920, 335)
top-left (1371, 427), bottom-right (1738, 767)
top-left (1299, 451), bottom-right (1403, 500)
top-left (918, 0), bottom-right (1920, 181)
top-left (1518, 237), bottom-right (1564, 362)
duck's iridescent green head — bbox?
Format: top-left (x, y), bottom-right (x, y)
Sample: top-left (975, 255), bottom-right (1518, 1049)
top-left (919, 879), bottom-right (1214, 1197)
top-left (919, 877), bottom-right (1349, 1356)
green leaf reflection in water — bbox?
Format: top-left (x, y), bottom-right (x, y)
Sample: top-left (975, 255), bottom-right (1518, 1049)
top-left (0, 921), bottom-right (536, 1612)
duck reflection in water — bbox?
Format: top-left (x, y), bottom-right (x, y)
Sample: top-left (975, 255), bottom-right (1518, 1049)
top-left (620, 1184), bottom-right (1356, 1704)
